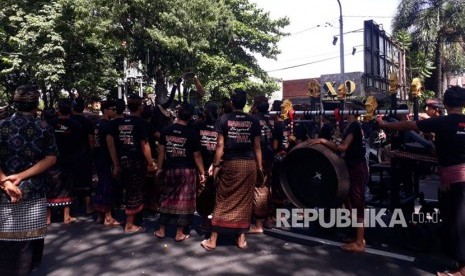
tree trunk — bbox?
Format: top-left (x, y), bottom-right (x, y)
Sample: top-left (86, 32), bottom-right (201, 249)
top-left (435, 35), bottom-right (443, 98)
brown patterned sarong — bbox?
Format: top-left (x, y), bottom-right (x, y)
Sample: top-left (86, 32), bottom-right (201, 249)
top-left (212, 159), bottom-right (257, 232)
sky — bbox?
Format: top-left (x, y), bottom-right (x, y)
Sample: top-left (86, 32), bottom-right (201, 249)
top-left (251, 0), bottom-right (401, 81)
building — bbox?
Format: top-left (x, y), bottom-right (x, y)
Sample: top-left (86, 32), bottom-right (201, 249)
top-left (282, 71), bottom-right (366, 105)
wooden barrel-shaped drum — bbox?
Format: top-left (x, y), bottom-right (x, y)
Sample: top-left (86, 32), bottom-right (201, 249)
top-left (280, 143), bottom-right (350, 208)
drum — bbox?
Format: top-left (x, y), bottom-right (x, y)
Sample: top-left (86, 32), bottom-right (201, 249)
top-left (280, 143), bottom-right (350, 208)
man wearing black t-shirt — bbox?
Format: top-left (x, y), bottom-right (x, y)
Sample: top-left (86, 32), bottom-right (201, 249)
top-left (93, 100), bottom-right (120, 227)
top-left (47, 99), bottom-right (82, 225)
top-left (115, 94), bottom-right (156, 234)
top-left (249, 95), bottom-right (274, 233)
top-left (201, 89), bottom-right (262, 251)
top-left (155, 103), bottom-right (205, 241)
top-left (310, 104), bottom-right (368, 253)
top-left (377, 86), bottom-right (465, 276)
top-left (194, 102), bottom-right (219, 231)
top-left (71, 97), bottom-right (95, 215)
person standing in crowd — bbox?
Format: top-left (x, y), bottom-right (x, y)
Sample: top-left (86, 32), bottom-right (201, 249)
top-left (115, 94), bottom-right (156, 234)
top-left (194, 102), bottom-right (219, 231)
top-left (0, 85), bottom-right (57, 275)
top-left (93, 100), bottom-right (121, 227)
top-left (309, 103), bottom-right (368, 253)
top-left (269, 100), bottom-right (292, 224)
top-left (425, 98), bottom-right (445, 118)
top-left (319, 115), bottom-right (335, 141)
top-left (248, 95), bottom-right (274, 234)
top-left (46, 99), bottom-right (81, 224)
top-left (154, 102), bottom-right (206, 241)
top-left (200, 89), bottom-right (262, 251)
top-left (219, 97), bottom-right (233, 116)
top-left (111, 99), bottom-right (127, 209)
top-left (141, 103), bottom-right (160, 212)
top-left (70, 97), bottom-right (95, 215)
top-left (377, 86), bottom-right (465, 276)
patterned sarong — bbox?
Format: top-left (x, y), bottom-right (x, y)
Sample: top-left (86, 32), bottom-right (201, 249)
top-left (46, 165), bottom-right (74, 207)
top-left (121, 157), bottom-right (146, 215)
top-left (212, 159), bottom-right (257, 232)
top-left (159, 168), bottom-right (197, 226)
top-left (0, 198), bottom-right (47, 241)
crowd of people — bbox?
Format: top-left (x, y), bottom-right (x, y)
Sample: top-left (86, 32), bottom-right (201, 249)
top-left (0, 81), bottom-right (464, 276)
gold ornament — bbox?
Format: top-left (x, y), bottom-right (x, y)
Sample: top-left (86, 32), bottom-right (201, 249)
top-left (280, 99), bottom-right (293, 120)
top-left (364, 96), bottom-right (378, 121)
top-left (337, 83), bottom-right (347, 100)
top-left (389, 72), bottom-right (399, 94)
top-left (410, 78), bottom-right (423, 98)
top-left (307, 79), bottom-right (320, 98)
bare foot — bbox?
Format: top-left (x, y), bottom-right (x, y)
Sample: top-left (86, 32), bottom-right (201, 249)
top-left (64, 217), bottom-right (77, 224)
top-left (153, 229), bottom-right (165, 239)
top-left (104, 218), bottom-right (121, 227)
top-left (175, 234), bottom-right (190, 242)
top-left (340, 242), bottom-right (365, 253)
top-left (236, 235), bottom-right (248, 249)
top-left (247, 225), bottom-right (264, 234)
top-left (124, 226), bottom-right (145, 234)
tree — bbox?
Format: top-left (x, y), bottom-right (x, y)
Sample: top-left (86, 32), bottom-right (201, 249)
top-left (393, 0), bottom-right (465, 97)
top-left (0, 0), bottom-right (289, 107)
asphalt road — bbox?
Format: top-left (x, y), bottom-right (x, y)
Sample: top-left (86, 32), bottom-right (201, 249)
top-left (30, 176), bottom-right (452, 276)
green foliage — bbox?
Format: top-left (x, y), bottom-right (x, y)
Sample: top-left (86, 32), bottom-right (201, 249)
top-left (393, 0), bottom-right (465, 95)
top-left (419, 89), bottom-right (436, 108)
top-left (0, 0), bottom-right (289, 107)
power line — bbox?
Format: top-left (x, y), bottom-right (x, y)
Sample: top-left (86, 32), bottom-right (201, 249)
top-left (288, 20), bottom-right (338, 36)
top-left (344, 15), bottom-right (394, 18)
top-left (266, 50), bottom-right (364, 72)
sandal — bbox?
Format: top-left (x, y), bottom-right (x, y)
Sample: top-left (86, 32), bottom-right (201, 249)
top-left (200, 240), bottom-right (215, 251)
top-left (175, 234), bottom-right (190, 242)
top-left (153, 230), bottom-right (165, 239)
top-left (104, 219), bottom-right (121, 227)
top-left (64, 217), bottom-right (78, 224)
top-left (124, 226), bottom-right (145, 234)
top-left (340, 242), bottom-right (365, 253)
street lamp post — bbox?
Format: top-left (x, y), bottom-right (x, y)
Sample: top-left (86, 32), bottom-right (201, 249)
top-left (336, 0), bottom-right (345, 130)
top-left (336, 0), bottom-right (344, 85)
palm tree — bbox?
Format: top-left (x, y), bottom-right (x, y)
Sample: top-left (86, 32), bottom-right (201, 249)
top-left (393, 0), bottom-right (465, 97)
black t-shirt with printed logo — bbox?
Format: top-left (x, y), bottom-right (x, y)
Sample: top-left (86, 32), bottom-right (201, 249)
top-left (160, 123), bottom-right (200, 169)
top-left (194, 121), bottom-right (218, 168)
top-left (215, 111), bottom-right (261, 160)
top-left (252, 113), bottom-right (274, 161)
top-left (342, 121), bottom-right (366, 164)
top-left (114, 115), bottom-right (148, 160)
top-left (417, 114), bottom-right (465, 166)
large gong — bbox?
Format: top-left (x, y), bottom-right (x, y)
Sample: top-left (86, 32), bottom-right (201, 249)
top-left (280, 143), bottom-right (350, 208)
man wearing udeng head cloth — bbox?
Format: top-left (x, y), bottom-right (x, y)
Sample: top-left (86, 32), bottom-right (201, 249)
top-left (377, 86), bottom-right (465, 276)
top-left (0, 85), bottom-right (58, 275)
